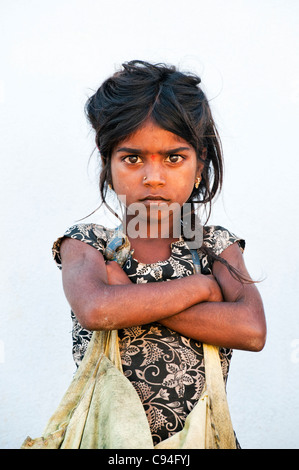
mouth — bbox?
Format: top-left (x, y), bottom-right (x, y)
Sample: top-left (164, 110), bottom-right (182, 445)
top-left (139, 195), bottom-right (169, 202)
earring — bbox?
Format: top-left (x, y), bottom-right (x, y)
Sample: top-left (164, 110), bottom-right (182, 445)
top-left (108, 183), bottom-right (113, 190)
top-left (195, 177), bottom-right (201, 189)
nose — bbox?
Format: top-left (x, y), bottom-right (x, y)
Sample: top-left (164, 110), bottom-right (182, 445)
top-left (143, 162), bottom-right (166, 187)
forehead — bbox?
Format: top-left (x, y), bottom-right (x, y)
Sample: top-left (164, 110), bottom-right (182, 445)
top-left (116, 120), bottom-right (190, 150)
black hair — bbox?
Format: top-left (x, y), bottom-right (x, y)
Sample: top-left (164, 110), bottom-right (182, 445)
top-left (85, 60), bottom-right (251, 283)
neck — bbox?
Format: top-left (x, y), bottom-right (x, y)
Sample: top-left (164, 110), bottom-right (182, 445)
top-left (124, 212), bottom-right (181, 240)
top-left (122, 213), bottom-right (181, 264)
top-left (126, 232), bottom-right (180, 264)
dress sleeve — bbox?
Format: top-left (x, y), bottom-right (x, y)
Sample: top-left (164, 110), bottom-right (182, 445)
top-left (203, 225), bottom-right (245, 256)
top-left (200, 225), bottom-right (245, 274)
top-left (52, 223), bottom-right (109, 269)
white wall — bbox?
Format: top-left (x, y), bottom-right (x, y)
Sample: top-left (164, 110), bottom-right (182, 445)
top-left (1, 0), bottom-right (298, 449)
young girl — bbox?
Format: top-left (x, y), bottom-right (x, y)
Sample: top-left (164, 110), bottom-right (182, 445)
top-left (52, 60), bottom-right (266, 446)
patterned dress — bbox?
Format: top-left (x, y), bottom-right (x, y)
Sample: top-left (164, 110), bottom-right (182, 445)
top-left (52, 223), bottom-right (245, 445)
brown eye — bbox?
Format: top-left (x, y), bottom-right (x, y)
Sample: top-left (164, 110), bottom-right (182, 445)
top-left (166, 154), bottom-right (184, 163)
top-left (123, 155), bottom-right (142, 164)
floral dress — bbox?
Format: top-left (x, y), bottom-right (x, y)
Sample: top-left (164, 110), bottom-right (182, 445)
top-left (52, 223), bottom-right (245, 445)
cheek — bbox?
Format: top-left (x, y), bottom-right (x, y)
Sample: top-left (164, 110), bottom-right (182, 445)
top-left (113, 178), bottom-right (131, 197)
top-left (181, 165), bottom-right (197, 186)
top-left (110, 160), bottom-right (123, 187)
top-left (177, 167), bottom-right (197, 200)
top-left (110, 165), bottom-right (133, 201)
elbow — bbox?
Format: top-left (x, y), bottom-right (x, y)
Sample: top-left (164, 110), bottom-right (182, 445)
top-left (72, 293), bottom-right (115, 332)
top-left (247, 325), bottom-right (267, 352)
top-left (236, 295), bottom-right (266, 352)
top-left (81, 304), bottom-right (116, 331)
top-left (71, 305), bottom-right (95, 331)
top-left (76, 311), bottom-right (100, 331)
top-left (246, 310), bottom-right (267, 352)
top-left (74, 308), bottom-right (114, 331)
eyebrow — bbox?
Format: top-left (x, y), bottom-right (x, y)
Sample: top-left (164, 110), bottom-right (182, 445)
top-left (116, 146), bottom-right (192, 154)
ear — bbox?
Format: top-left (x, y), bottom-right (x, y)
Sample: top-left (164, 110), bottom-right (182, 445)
top-left (196, 147), bottom-right (207, 176)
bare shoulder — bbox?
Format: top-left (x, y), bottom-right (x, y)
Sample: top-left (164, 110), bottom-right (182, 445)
top-left (60, 237), bottom-right (104, 263)
top-left (59, 237), bottom-right (107, 286)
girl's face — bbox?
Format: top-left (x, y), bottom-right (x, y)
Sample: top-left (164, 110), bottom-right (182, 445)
top-left (110, 120), bottom-right (203, 226)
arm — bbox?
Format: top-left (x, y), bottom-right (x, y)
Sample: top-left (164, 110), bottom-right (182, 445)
top-left (160, 243), bottom-right (266, 352)
top-left (59, 237), bottom-right (222, 331)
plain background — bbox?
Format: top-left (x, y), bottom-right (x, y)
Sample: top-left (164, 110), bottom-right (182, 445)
top-left (1, 0), bottom-right (298, 449)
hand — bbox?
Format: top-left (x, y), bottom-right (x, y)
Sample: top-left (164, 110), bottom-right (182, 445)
top-left (106, 261), bottom-right (132, 285)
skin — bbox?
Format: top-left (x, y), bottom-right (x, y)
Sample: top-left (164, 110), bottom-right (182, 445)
top-left (111, 120), bottom-right (202, 262)
top-left (60, 120), bottom-right (266, 351)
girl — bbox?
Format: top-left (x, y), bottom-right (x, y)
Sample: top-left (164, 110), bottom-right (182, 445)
top-left (52, 60), bottom-right (266, 446)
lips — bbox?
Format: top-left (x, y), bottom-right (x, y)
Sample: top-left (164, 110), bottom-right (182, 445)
top-left (139, 195), bottom-right (169, 201)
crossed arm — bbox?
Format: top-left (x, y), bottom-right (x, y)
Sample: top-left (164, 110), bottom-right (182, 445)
top-left (159, 245), bottom-right (266, 351)
top-left (59, 238), bottom-right (266, 352)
